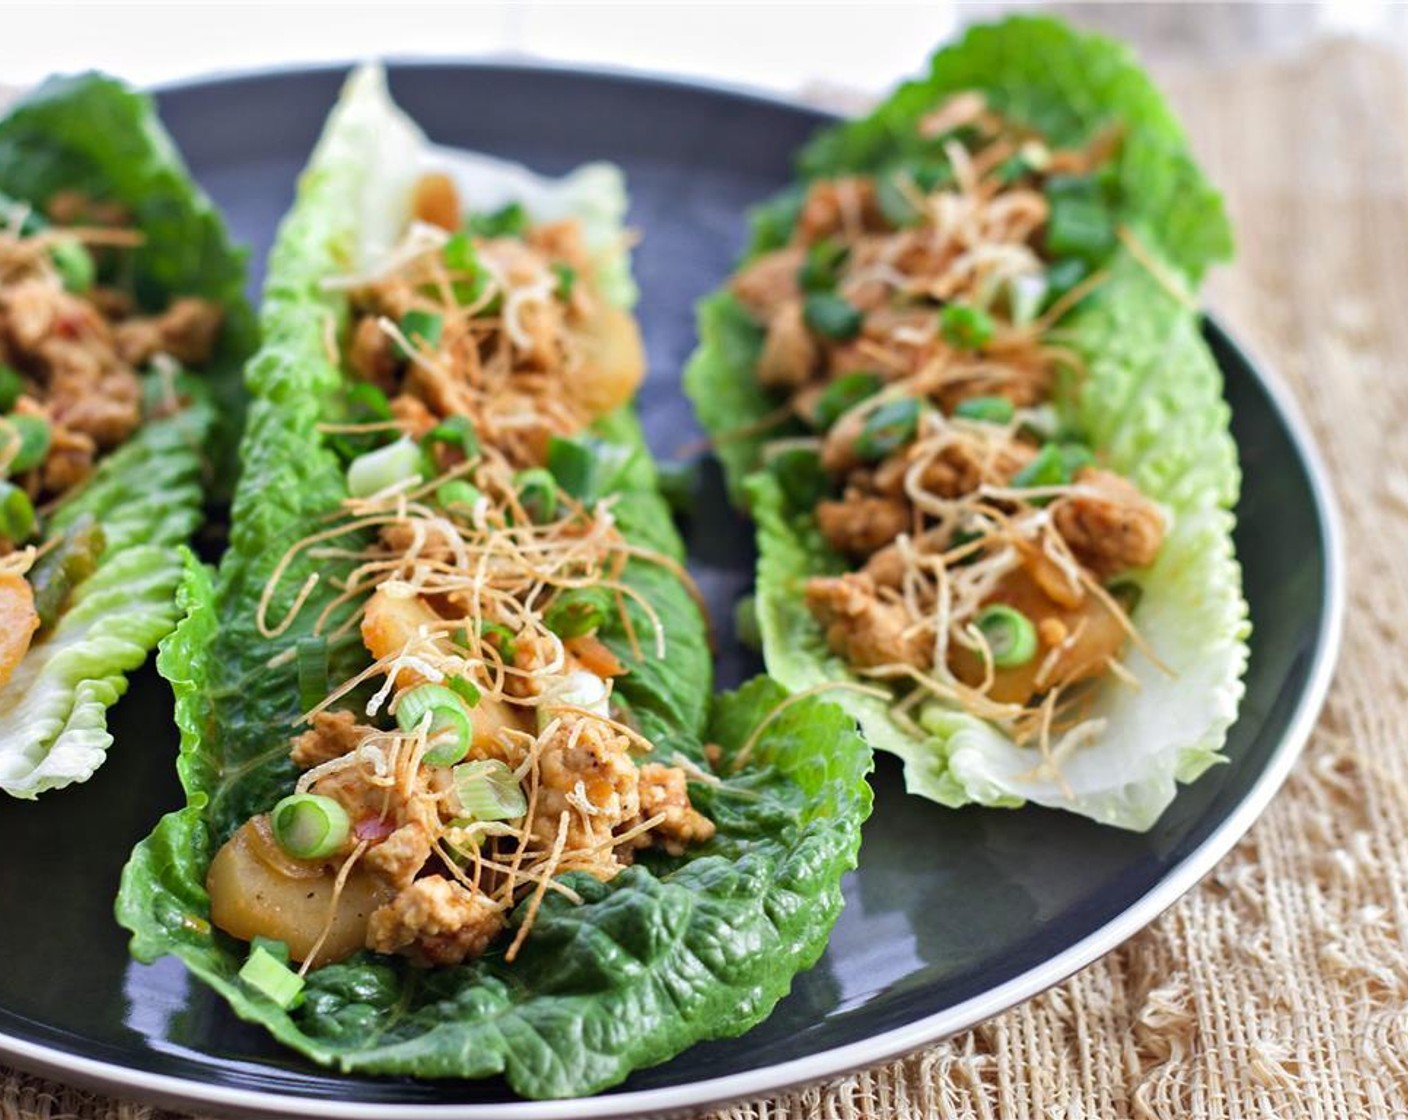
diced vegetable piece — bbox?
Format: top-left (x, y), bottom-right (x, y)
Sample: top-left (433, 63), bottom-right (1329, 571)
top-left (1044, 175), bottom-right (1116, 264)
top-left (270, 794), bottom-right (351, 860)
top-left (544, 588), bottom-right (609, 639)
top-left (854, 398), bottom-right (920, 462)
top-left (48, 239), bottom-right (94, 293)
top-left (238, 944), bottom-right (305, 1009)
top-left (361, 586), bottom-right (448, 688)
top-left (421, 414), bottom-right (480, 462)
top-left (803, 293), bottom-right (864, 341)
top-left (0, 365), bottom-right (23, 412)
top-left (28, 514), bottom-right (105, 629)
top-left (547, 434), bottom-right (635, 506)
top-left (939, 303), bottom-right (995, 349)
top-left (797, 238), bottom-right (849, 292)
top-left (953, 395), bottom-right (1015, 424)
top-left (295, 635), bottom-right (328, 714)
top-left (0, 571), bottom-right (39, 688)
top-left (2, 414), bottom-right (50, 474)
top-left (346, 438), bottom-right (423, 498)
top-left (396, 683), bottom-right (474, 766)
top-left (814, 371), bottom-right (883, 430)
top-left (0, 481), bottom-right (35, 542)
top-left (467, 201), bottom-right (528, 239)
top-left (450, 759), bottom-right (527, 821)
top-left (396, 309), bottom-right (443, 359)
top-left (514, 468), bottom-right (558, 524)
top-left (975, 604), bottom-right (1038, 668)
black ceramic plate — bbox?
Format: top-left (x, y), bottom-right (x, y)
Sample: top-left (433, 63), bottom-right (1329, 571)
top-left (0, 63), bottom-right (1342, 1119)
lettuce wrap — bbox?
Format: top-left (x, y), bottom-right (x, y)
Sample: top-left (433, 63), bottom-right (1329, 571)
top-left (684, 16), bottom-right (1250, 831)
top-left (117, 66), bottom-right (872, 1098)
top-left (0, 74), bottom-right (254, 798)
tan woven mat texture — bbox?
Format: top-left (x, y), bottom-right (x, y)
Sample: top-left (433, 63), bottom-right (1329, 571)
top-left (4, 36), bottom-right (1406, 1120)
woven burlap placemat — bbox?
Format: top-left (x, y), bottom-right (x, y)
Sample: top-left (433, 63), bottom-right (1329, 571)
top-left (4, 35), bottom-right (1404, 1120)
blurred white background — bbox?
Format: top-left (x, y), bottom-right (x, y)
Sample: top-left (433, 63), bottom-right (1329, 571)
top-left (0, 1), bottom-right (1404, 97)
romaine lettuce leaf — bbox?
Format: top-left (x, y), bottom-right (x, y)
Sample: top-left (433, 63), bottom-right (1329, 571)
top-left (117, 65), bottom-right (871, 1096)
top-left (0, 75), bottom-right (253, 798)
top-left (683, 15), bottom-right (1250, 830)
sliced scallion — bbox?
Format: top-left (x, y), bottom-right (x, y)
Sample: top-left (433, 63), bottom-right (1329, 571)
top-left (551, 261), bottom-right (577, 301)
top-left (436, 480), bottom-right (482, 516)
top-left (953, 395), bottom-right (1015, 425)
top-left (854, 398), bottom-right (920, 462)
top-left (813, 371), bottom-right (883, 430)
top-left (396, 683), bottom-right (473, 767)
top-left (395, 309), bottom-right (443, 359)
top-left (0, 365), bottom-right (23, 412)
top-left (514, 467), bottom-right (558, 524)
top-left (939, 303), bottom-right (995, 350)
top-left (803, 292), bottom-right (864, 341)
top-left (238, 943), bottom-right (305, 1009)
top-left (768, 446), bottom-right (830, 509)
top-left (422, 414), bottom-right (480, 462)
top-left (2, 414), bottom-right (50, 474)
top-left (48, 240), bottom-right (94, 293)
top-left (269, 794), bottom-right (350, 861)
top-left (544, 588), bottom-right (609, 639)
top-left (797, 238), bottom-right (849, 293)
top-left (346, 438), bottom-right (423, 498)
top-left (295, 635), bottom-right (328, 714)
top-left (976, 604), bottom-right (1038, 669)
top-left (467, 202), bottom-right (528, 239)
top-left (450, 759), bottom-right (527, 821)
top-left (0, 481), bottom-right (35, 543)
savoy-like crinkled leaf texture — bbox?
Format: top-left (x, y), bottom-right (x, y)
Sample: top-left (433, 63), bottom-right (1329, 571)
top-left (117, 66), bottom-right (872, 1097)
top-left (683, 15), bottom-right (1250, 831)
top-left (0, 74), bottom-right (253, 797)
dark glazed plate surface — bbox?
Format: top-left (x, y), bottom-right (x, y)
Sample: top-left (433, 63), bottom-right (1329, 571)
top-left (0, 62), bottom-right (1342, 1118)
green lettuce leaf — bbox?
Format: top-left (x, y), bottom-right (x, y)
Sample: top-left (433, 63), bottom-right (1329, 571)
top-left (117, 65), bottom-right (871, 1096)
top-left (683, 15), bottom-right (1250, 831)
top-left (0, 75), bottom-right (253, 798)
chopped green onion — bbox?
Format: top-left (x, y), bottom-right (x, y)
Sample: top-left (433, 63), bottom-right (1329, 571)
top-left (270, 794), bottom-right (350, 861)
top-left (797, 238), bottom-right (849, 292)
top-left (421, 414), bottom-right (480, 462)
top-left (976, 604), bottom-right (1038, 669)
top-left (948, 526), bottom-right (986, 565)
top-left (547, 435), bottom-right (634, 505)
top-left (0, 365), bottom-right (23, 412)
top-left (939, 303), bottom-right (995, 350)
top-left (28, 514), bottom-right (104, 628)
top-left (450, 759), bottom-right (527, 821)
top-left (734, 594), bottom-right (761, 652)
top-left (803, 293), bottom-right (864, 341)
top-left (328, 383), bottom-right (394, 462)
top-left (479, 620), bottom-right (517, 662)
top-left (875, 160), bottom-right (953, 227)
top-left (396, 683), bottom-right (473, 767)
top-left (544, 588), bottom-right (609, 639)
top-left (467, 201), bottom-right (529, 240)
top-left (551, 261), bottom-right (577, 301)
top-left (813, 371), bottom-right (883, 430)
top-left (854, 398), bottom-right (920, 462)
top-left (538, 670), bottom-right (609, 729)
top-left (1044, 175), bottom-right (1116, 264)
top-left (238, 944), bottom-right (305, 1009)
top-left (1011, 441), bottom-right (1094, 494)
top-left (953, 395), bottom-right (1015, 424)
top-left (436, 480), bottom-right (482, 516)
top-left (48, 239), bottom-right (94, 293)
top-left (448, 676), bottom-right (482, 707)
top-left (514, 467), bottom-right (558, 523)
top-left (442, 232), bottom-right (491, 307)
top-left (0, 481), bottom-right (35, 542)
top-left (346, 438), bottom-right (423, 498)
top-left (2, 414), bottom-right (50, 474)
top-left (396, 309), bottom-right (443, 359)
top-left (768, 446), bottom-right (831, 509)
top-left (295, 635), bottom-right (328, 714)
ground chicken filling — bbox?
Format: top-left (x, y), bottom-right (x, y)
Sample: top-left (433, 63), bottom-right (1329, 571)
top-left (207, 174), bottom-right (714, 974)
top-left (733, 91), bottom-right (1168, 767)
top-left (0, 192), bottom-right (223, 689)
